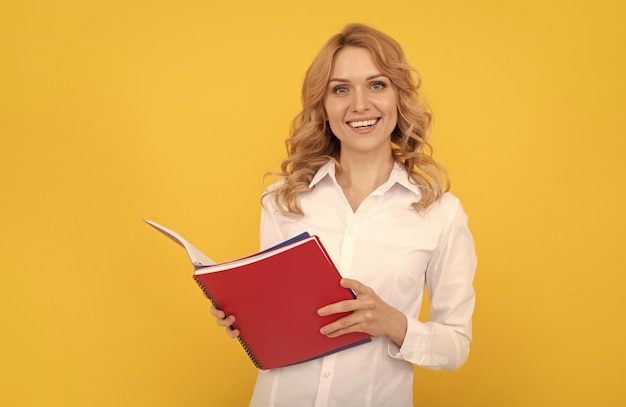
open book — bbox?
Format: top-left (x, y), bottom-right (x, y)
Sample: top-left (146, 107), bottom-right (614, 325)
top-left (144, 220), bottom-right (371, 370)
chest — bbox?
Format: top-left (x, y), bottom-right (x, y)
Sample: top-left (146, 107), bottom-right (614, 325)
top-left (274, 184), bottom-right (444, 308)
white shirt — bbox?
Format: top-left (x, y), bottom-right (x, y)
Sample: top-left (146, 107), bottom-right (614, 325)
top-left (249, 161), bottom-right (477, 407)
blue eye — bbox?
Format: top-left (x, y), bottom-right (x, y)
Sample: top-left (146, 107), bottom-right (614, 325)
top-left (333, 86), bottom-right (348, 94)
top-left (371, 81), bottom-right (386, 90)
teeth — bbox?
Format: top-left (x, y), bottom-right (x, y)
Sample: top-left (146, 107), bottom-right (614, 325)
top-left (349, 119), bottom-right (378, 128)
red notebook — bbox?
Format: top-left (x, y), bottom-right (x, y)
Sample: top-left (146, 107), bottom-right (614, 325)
top-left (145, 220), bottom-right (371, 370)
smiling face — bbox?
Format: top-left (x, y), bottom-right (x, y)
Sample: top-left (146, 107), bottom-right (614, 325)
top-left (323, 46), bottom-right (398, 159)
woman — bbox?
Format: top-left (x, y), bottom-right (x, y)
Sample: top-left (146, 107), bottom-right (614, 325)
top-left (211, 23), bottom-right (477, 406)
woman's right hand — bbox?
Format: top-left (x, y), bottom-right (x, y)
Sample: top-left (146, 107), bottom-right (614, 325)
top-left (210, 305), bottom-right (240, 339)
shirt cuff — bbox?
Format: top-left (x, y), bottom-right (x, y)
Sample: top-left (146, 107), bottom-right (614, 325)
top-left (387, 316), bottom-right (449, 367)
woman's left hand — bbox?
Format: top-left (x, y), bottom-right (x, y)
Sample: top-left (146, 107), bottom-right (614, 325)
top-left (317, 278), bottom-right (408, 347)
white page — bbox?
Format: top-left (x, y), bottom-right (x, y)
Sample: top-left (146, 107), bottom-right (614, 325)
top-left (144, 220), bottom-right (215, 268)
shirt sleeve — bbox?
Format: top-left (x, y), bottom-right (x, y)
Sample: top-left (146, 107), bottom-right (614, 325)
top-left (388, 197), bottom-right (477, 371)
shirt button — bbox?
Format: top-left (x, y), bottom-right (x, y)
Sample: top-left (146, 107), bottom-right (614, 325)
top-left (324, 371), bottom-right (331, 379)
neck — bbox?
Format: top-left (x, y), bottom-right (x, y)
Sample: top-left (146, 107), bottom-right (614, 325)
top-left (338, 152), bottom-right (394, 181)
top-left (335, 151), bottom-right (395, 211)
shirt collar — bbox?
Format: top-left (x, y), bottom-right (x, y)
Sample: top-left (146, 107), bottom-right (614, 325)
top-left (308, 160), bottom-right (422, 199)
top-left (308, 161), bottom-right (337, 188)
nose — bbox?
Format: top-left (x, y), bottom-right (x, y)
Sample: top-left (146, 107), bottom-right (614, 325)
top-left (351, 88), bottom-right (369, 112)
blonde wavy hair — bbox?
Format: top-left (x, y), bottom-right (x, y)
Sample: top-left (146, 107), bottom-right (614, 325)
top-left (267, 23), bottom-right (449, 215)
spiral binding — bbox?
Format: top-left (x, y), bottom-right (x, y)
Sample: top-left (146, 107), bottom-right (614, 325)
top-left (193, 276), bottom-right (263, 369)
top-left (237, 336), bottom-right (263, 369)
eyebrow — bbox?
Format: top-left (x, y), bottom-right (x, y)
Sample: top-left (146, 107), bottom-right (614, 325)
top-left (328, 74), bottom-right (389, 83)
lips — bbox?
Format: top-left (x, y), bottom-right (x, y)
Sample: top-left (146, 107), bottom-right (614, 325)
top-left (347, 118), bottom-right (379, 128)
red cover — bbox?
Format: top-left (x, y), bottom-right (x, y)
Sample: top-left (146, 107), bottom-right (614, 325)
top-left (193, 236), bottom-right (371, 370)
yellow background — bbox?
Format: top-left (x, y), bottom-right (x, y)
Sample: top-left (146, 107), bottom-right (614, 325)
top-left (1, 0), bottom-right (625, 406)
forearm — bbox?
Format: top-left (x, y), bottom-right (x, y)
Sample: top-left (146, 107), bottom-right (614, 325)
top-left (385, 305), bottom-right (409, 348)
